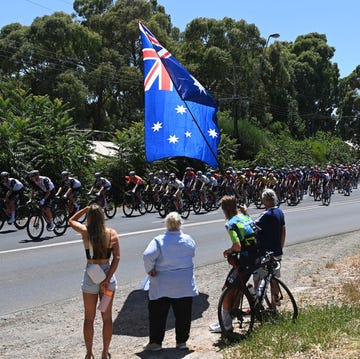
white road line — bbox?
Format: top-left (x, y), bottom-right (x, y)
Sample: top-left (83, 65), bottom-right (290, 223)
top-left (1, 198), bottom-right (358, 255)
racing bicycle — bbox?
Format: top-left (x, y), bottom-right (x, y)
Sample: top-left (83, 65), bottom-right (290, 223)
top-left (217, 251), bottom-right (298, 341)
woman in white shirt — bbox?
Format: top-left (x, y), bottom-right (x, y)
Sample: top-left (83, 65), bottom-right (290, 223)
top-left (143, 212), bottom-right (198, 352)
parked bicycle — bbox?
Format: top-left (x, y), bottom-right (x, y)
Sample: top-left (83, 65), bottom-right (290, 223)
top-left (26, 198), bottom-right (68, 240)
top-left (217, 251), bottom-right (298, 340)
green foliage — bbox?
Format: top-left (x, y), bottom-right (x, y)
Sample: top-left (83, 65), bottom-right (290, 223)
top-left (1, 1), bottom-right (359, 173)
top-left (0, 85), bottom-right (93, 185)
top-left (218, 111), bottom-right (268, 161)
top-left (224, 304), bottom-right (359, 359)
top-left (255, 131), bottom-right (356, 167)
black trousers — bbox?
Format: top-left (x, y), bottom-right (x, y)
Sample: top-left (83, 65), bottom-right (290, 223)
top-left (148, 296), bottom-right (193, 345)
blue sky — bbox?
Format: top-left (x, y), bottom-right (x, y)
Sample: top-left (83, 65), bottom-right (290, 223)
top-left (1, 0), bottom-right (359, 78)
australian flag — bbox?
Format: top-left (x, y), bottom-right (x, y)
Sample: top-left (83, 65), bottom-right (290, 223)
top-left (139, 21), bottom-right (220, 168)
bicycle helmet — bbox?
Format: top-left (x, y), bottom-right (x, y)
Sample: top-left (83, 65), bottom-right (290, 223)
top-left (61, 170), bottom-right (69, 177)
top-left (95, 172), bottom-right (101, 178)
top-left (196, 170), bottom-right (202, 175)
top-left (129, 171), bottom-right (136, 176)
top-left (29, 170), bottom-right (40, 178)
top-left (0, 171), bottom-right (9, 178)
top-left (148, 172), bottom-right (154, 177)
top-left (169, 173), bottom-right (176, 181)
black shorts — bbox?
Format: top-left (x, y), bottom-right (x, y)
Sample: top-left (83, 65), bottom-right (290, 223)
top-left (227, 250), bottom-right (258, 272)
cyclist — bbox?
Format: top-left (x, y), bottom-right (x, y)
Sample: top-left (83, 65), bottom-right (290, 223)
top-left (126, 171), bottom-right (145, 207)
top-left (192, 170), bottom-right (210, 206)
top-left (0, 171), bottom-right (25, 224)
top-left (144, 172), bottom-right (162, 204)
top-left (206, 171), bottom-right (219, 193)
top-left (28, 170), bottom-right (56, 231)
top-left (221, 170), bottom-right (235, 196)
top-left (56, 171), bottom-right (82, 214)
top-left (166, 173), bottom-right (184, 210)
top-left (209, 195), bottom-right (258, 333)
top-left (88, 173), bottom-right (111, 208)
top-left (182, 167), bottom-right (195, 189)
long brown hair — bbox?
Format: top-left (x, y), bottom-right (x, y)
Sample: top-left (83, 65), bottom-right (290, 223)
top-left (86, 204), bottom-right (107, 258)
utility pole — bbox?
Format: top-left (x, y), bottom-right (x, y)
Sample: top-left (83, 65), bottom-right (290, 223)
top-left (220, 65), bottom-right (247, 139)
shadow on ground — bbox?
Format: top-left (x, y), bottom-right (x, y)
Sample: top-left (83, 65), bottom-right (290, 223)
top-left (113, 290), bottom-right (210, 337)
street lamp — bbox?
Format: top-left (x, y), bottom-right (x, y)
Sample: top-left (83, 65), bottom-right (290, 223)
top-left (265, 33), bottom-right (280, 48)
top-left (249, 32), bottom-right (280, 108)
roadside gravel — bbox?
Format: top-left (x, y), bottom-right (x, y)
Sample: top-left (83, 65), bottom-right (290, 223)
top-left (1, 230), bottom-right (359, 359)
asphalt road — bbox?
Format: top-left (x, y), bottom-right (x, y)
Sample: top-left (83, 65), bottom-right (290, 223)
top-left (1, 189), bottom-right (359, 315)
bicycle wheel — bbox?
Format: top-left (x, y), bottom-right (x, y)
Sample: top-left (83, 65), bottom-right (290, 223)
top-left (27, 214), bottom-right (44, 240)
top-left (145, 200), bottom-right (154, 213)
top-left (179, 201), bottom-right (190, 219)
top-left (258, 277), bottom-right (298, 323)
top-left (122, 196), bottom-right (134, 217)
top-left (14, 205), bottom-right (30, 230)
top-left (105, 199), bottom-right (117, 219)
top-left (53, 209), bottom-right (68, 236)
top-left (218, 286), bottom-right (255, 340)
top-left (158, 198), bottom-right (168, 218)
top-left (192, 199), bottom-right (202, 214)
top-left (322, 192), bottom-right (331, 206)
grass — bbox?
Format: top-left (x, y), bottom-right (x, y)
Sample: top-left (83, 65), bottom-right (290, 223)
top-left (222, 304), bottom-right (360, 359)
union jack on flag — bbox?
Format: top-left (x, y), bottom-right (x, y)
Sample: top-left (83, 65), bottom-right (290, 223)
top-left (142, 47), bottom-right (172, 91)
top-left (139, 21), bottom-right (220, 168)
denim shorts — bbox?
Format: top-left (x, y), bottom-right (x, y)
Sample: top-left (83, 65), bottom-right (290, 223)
top-left (81, 263), bottom-right (117, 294)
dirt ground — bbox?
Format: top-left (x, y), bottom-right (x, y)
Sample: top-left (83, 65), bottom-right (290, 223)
top-left (1, 230), bottom-right (359, 359)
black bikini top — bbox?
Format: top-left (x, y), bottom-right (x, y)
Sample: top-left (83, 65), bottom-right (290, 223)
top-left (85, 233), bottom-right (112, 260)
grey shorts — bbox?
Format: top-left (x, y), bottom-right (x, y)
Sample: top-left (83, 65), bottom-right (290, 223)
top-left (81, 263), bottom-right (117, 294)
top-left (253, 255), bottom-right (282, 281)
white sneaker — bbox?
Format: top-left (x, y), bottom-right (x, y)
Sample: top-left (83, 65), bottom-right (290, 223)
top-left (209, 322), bottom-right (233, 333)
top-left (143, 343), bottom-right (162, 351)
top-left (47, 222), bottom-right (55, 231)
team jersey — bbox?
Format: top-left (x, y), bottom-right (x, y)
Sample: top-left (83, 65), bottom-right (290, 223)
top-left (1, 178), bottom-right (24, 192)
top-left (62, 177), bottom-right (82, 189)
top-left (94, 177), bottom-right (111, 189)
top-left (225, 214), bottom-right (258, 248)
top-left (31, 176), bottom-right (55, 193)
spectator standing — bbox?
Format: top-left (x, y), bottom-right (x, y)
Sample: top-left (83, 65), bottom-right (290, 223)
top-left (69, 204), bottom-right (120, 359)
top-left (143, 212), bottom-right (198, 352)
top-left (253, 188), bottom-right (286, 307)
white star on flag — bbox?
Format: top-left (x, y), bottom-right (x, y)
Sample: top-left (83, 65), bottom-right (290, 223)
top-left (152, 121), bottom-right (162, 132)
top-left (208, 128), bottom-right (218, 138)
top-left (175, 105), bottom-right (187, 114)
top-left (191, 75), bottom-right (206, 94)
top-left (185, 131), bottom-right (192, 137)
top-left (168, 135), bottom-right (179, 144)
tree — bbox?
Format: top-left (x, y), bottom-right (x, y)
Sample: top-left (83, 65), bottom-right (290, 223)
top-left (0, 84), bottom-right (93, 184)
top-left (336, 65), bottom-right (360, 147)
top-left (289, 33), bottom-right (339, 136)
